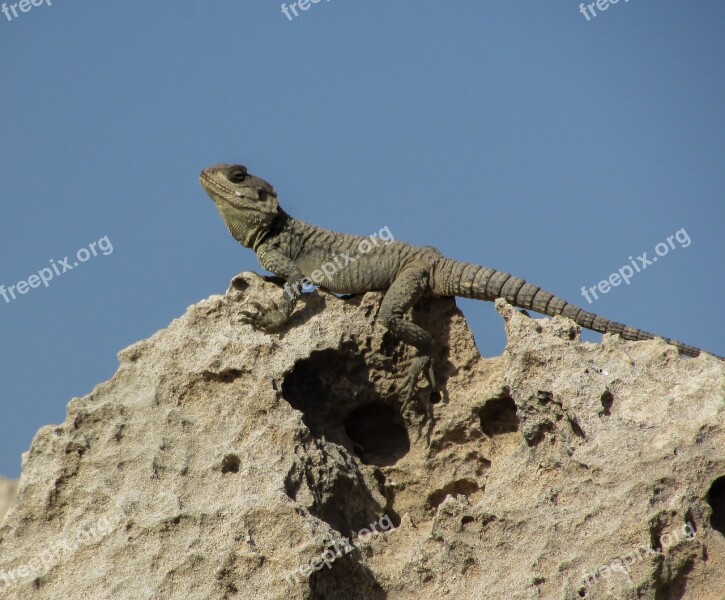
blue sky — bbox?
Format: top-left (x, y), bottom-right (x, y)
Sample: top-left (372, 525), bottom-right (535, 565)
top-left (0, 1), bottom-right (722, 478)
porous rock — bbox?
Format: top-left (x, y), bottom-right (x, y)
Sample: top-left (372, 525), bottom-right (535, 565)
top-left (0, 477), bottom-right (17, 524)
top-left (0, 273), bottom-right (722, 599)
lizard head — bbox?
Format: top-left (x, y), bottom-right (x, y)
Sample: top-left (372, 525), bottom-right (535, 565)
top-left (199, 164), bottom-right (280, 249)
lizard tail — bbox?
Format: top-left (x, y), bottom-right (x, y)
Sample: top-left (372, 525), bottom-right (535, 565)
top-left (432, 258), bottom-right (717, 359)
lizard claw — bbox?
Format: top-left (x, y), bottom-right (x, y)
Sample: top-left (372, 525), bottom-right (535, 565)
top-left (240, 300), bottom-right (287, 332)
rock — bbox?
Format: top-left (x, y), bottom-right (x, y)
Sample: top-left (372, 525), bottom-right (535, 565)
top-left (0, 477), bottom-right (17, 524)
top-left (0, 272), bottom-right (722, 600)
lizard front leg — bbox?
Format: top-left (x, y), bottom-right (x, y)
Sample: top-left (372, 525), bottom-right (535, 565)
top-left (378, 263), bottom-right (437, 412)
top-left (241, 243), bottom-right (306, 332)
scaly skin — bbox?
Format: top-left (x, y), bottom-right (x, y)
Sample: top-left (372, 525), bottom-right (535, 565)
top-left (199, 163), bottom-right (723, 399)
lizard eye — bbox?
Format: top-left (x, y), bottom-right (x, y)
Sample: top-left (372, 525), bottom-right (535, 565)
top-left (228, 166), bottom-right (248, 184)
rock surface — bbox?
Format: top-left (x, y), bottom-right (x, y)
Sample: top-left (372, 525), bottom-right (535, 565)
top-left (0, 272), bottom-right (723, 600)
top-left (0, 478), bottom-right (17, 524)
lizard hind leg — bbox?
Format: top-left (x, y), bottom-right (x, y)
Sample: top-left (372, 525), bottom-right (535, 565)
top-left (398, 355), bottom-right (436, 419)
top-left (378, 264), bottom-right (438, 416)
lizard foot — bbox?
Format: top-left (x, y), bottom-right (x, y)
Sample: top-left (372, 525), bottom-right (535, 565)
top-left (240, 300), bottom-right (289, 332)
top-left (399, 356), bottom-right (435, 419)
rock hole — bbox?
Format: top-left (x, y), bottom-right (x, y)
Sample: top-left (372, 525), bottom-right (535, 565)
top-left (160, 515), bottom-right (182, 531)
top-left (650, 517), bottom-right (665, 552)
top-left (224, 582), bottom-right (238, 594)
top-left (528, 422), bottom-right (554, 447)
top-left (221, 454), bottom-right (241, 474)
top-left (202, 368), bottom-right (244, 383)
top-left (536, 390), bottom-right (554, 404)
top-left (229, 276), bottom-right (249, 291)
top-left (684, 510), bottom-right (696, 535)
top-left (568, 418), bottom-right (586, 439)
top-left (475, 456), bottom-right (492, 476)
top-left (282, 349), bottom-right (379, 444)
top-left (479, 390), bottom-right (520, 436)
top-left (599, 390), bottom-right (613, 416)
top-left (707, 475), bottom-right (725, 535)
top-left (461, 515), bottom-right (475, 526)
top-left (282, 350), bottom-right (401, 538)
top-left (426, 479), bottom-right (480, 510)
top-left (345, 401), bottom-right (410, 467)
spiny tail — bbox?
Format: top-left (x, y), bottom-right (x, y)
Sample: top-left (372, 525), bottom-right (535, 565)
top-left (433, 258), bottom-right (720, 360)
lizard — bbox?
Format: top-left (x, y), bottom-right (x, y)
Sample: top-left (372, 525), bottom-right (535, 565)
top-left (199, 163), bottom-right (723, 403)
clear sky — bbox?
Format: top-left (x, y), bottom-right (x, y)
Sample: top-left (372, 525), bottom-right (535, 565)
top-left (0, 1), bottom-right (722, 478)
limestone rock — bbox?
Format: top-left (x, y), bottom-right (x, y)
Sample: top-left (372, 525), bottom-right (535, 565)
top-left (0, 272), bottom-right (722, 599)
top-left (0, 477), bottom-right (17, 524)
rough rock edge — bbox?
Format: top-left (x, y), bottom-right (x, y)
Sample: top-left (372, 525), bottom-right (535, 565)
top-left (0, 477), bottom-right (18, 524)
top-left (0, 272), bottom-right (722, 600)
